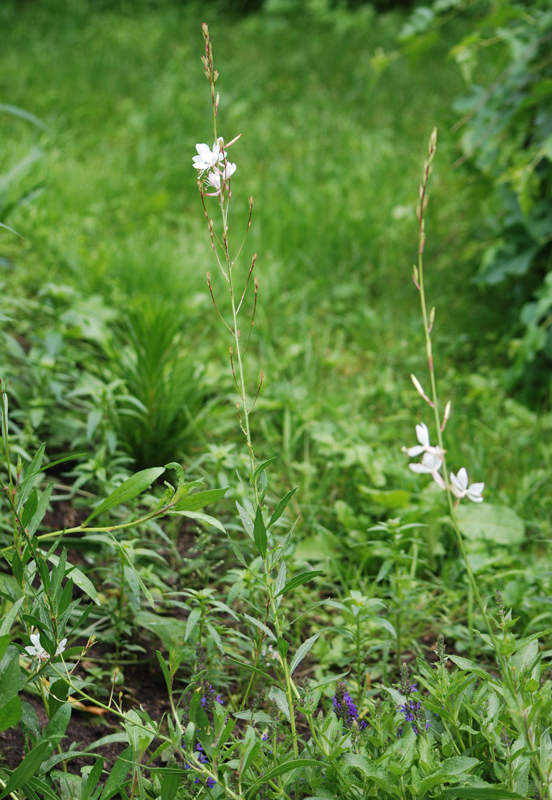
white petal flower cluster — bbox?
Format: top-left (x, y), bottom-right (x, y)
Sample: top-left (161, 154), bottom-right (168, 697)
top-left (404, 423), bottom-right (484, 503)
top-left (24, 633), bottom-right (67, 662)
top-left (193, 137), bottom-right (237, 197)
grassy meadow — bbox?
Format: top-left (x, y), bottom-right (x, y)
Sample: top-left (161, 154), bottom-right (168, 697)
top-left (1, 1), bottom-right (552, 797)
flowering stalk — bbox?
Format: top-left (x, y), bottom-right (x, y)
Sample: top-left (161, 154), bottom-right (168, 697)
top-left (411, 130), bottom-right (552, 798)
top-left (194, 24), bottom-right (261, 501)
top-left (411, 132), bottom-right (496, 621)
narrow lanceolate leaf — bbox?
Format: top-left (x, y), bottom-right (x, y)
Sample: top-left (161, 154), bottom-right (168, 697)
top-left (171, 487), bottom-right (228, 512)
top-left (84, 467), bottom-right (165, 524)
top-left (275, 570), bottom-right (324, 598)
top-left (0, 740), bottom-right (50, 799)
top-left (243, 613), bottom-right (276, 642)
top-left (290, 633), bottom-right (320, 675)
top-left (268, 487), bottom-right (297, 528)
top-left (171, 510), bottom-right (226, 533)
top-left (237, 501), bottom-right (254, 538)
top-left (99, 745), bottom-right (133, 800)
top-left (252, 456), bottom-right (277, 482)
top-left (253, 506), bottom-right (267, 559)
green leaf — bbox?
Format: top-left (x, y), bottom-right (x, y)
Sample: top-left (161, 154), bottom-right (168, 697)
top-left (252, 457), bottom-right (277, 482)
top-left (171, 510), bottom-right (226, 533)
top-left (27, 482), bottom-right (54, 537)
top-left (99, 745), bottom-right (133, 800)
top-left (185, 608), bottom-right (201, 641)
top-left (236, 501), bottom-right (254, 538)
top-left (253, 506), bottom-right (267, 559)
top-left (456, 503), bottom-right (524, 545)
top-left (275, 570), bottom-right (324, 598)
top-left (0, 598), bottom-right (25, 635)
top-left (156, 651), bottom-right (172, 694)
top-left (268, 488), bottom-right (297, 528)
top-left (443, 789), bottom-right (527, 799)
top-left (0, 740), bottom-right (50, 799)
top-left (243, 613), bottom-right (276, 642)
top-left (80, 756), bottom-right (103, 800)
top-left (0, 695), bottom-right (22, 733)
top-left (160, 771), bottom-right (181, 800)
top-left (245, 759), bottom-right (321, 800)
top-left (171, 487), bottom-right (228, 512)
top-left (441, 756), bottom-right (480, 775)
top-left (83, 467), bottom-right (165, 524)
top-left (290, 633), bottom-right (320, 675)
top-left (0, 647), bottom-right (20, 708)
top-left (21, 489), bottom-right (38, 529)
top-left (49, 555), bottom-right (100, 605)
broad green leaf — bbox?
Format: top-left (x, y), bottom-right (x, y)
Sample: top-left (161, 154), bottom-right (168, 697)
top-left (0, 695), bottom-right (22, 733)
top-left (275, 570), bottom-right (324, 598)
top-left (441, 756), bottom-right (480, 775)
top-left (84, 467), bottom-right (165, 524)
top-left (0, 647), bottom-right (20, 707)
top-left (268, 687), bottom-right (290, 721)
top-left (0, 740), bottom-right (50, 799)
top-left (245, 759), bottom-right (324, 800)
top-left (290, 633), bottom-right (320, 675)
top-left (443, 788), bottom-right (527, 799)
top-left (134, 611), bottom-right (187, 648)
top-left (343, 753), bottom-right (399, 792)
top-left (160, 771), bottom-right (181, 800)
top-left (253, 506), bottom-right (267, 559)
top-left (456, 503), bottom-right (524, 545)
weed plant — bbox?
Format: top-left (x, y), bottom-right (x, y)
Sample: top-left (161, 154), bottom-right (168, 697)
top-left (2, 18), bottom-right (552, 799)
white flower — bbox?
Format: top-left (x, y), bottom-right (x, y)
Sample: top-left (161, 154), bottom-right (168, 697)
top-left (56, 638), bottom-right (68, 656)
top-left (25, 633), bottom-right (49, 661)
top-left (205, 162), bottom-right (237, 195)
top-left (450, 468), bottom-right (484, 503)
top-left (192, 139), bottom-right (224, 175)
top-left (409, 450), bottom-right (442, 474)
top-left (24, 633), bottom-right (67, 661)
top-left (403, 422), bottom-right (444, 459)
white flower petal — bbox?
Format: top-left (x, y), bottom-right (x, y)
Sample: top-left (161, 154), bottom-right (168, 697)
top-left (456, 467), bottom-right (469, 490)
top-left (55, 638), bottom-right (68, 656)
top-left (410, 462), bottom-right (433, 474)
top-left (405, 445), bottom-right (425, 457)
top-left (415, 422), bottom-right (430, 447)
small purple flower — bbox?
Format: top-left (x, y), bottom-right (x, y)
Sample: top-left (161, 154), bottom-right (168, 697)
top-left (332, 681), bottom-right (366, 730)
top-left (207, 777), bottom-right (216, 789)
